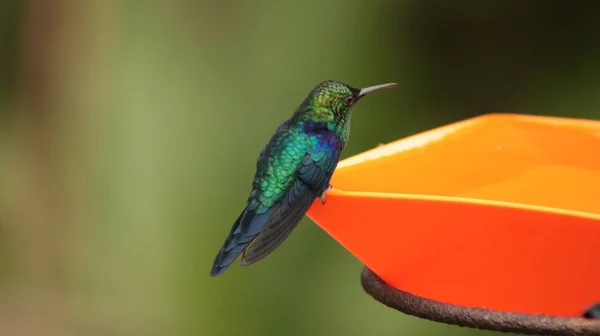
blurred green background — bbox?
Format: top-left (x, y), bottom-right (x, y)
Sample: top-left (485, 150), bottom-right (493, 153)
top-left (0, 1), bottom-right (599, 335)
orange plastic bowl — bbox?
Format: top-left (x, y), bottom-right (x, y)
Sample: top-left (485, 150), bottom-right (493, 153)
top-left (306, 113), bottom-right (600, 318)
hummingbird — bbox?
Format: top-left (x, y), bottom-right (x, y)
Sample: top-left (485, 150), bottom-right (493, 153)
top-left (209, 80), bottom-right (397, 277)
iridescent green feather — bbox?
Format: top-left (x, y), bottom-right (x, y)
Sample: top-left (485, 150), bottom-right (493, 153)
top-left (251, 128), bottom-right (310, 214)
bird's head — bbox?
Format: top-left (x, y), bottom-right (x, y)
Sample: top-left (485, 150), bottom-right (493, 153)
top-left (298, 80), bottom-right (397, 126)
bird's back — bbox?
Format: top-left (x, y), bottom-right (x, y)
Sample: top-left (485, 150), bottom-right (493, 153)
top-left (251, 125), bottom-right (312, 211)
top-left (209, 119), bottom-right (341, 276)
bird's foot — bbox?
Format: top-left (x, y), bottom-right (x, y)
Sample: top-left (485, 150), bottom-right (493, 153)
top-left (377, 143), bottom-right (385, 148)
top-left (319, 184), bottom-right (333, 205)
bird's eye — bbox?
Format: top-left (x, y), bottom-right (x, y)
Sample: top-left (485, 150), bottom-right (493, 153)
top-left (344, 96), bottom-right (354, 105)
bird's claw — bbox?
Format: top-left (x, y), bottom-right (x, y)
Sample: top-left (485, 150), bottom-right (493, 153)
top-left (319, 184), bottom-right (333, 205)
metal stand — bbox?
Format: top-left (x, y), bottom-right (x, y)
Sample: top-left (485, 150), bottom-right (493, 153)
top-left (360, 267), bottom-right (600, 336)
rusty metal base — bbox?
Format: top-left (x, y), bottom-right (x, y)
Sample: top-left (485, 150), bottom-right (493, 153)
top-left (361, 267), bottom-right (600, 336)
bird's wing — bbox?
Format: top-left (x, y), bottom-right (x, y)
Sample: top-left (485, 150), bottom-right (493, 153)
top-left (240, 136), bottom-right (340, 265)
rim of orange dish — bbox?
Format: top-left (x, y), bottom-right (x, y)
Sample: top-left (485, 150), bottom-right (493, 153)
top-left (328, 189), bottom-right (600, 220)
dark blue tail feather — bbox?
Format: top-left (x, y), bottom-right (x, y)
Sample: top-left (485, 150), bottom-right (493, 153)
top-left (209, 207), bottom-right (270, 277)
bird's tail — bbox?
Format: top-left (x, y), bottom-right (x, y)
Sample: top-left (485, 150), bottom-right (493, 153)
top-left (209, 206), bottom-right (269, 277)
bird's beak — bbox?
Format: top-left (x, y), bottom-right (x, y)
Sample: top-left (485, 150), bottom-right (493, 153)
top-left (358, 83), bottom-right (397, 97)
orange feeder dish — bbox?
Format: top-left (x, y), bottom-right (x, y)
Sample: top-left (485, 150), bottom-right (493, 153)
top-left (306, 113), bottom-right (600, 320)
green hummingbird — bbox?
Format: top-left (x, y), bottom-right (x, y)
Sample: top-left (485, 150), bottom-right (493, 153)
top-left (210, 80), bottom-right (396, 277)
